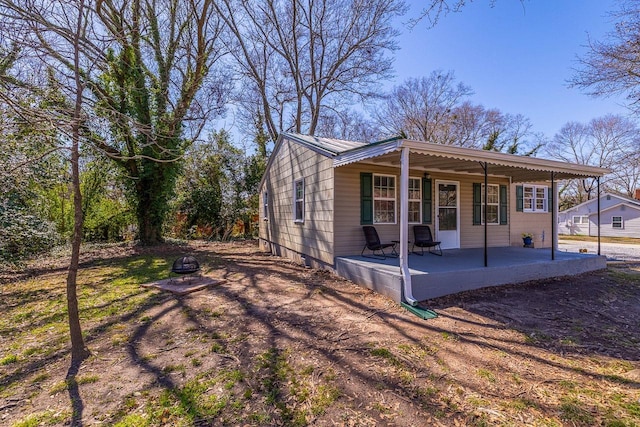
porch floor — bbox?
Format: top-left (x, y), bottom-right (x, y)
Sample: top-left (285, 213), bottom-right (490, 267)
top-left (335, 247), bottom-right (607, 303)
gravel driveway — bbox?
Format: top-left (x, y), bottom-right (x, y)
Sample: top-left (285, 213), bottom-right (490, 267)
top-left (558, 238), bottom-right (640, 261)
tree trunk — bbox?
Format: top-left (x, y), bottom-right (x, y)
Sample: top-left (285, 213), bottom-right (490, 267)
top-left (133, 165), bottom-right (173, 245)
top-left (66, 160), bottom-right (90, 362)
top-left (243, 219), bottom-right (251, 238)
top-left (67, 0), bottom-right (90, 364)
top-left (135, 189), bottom-right (163, 244)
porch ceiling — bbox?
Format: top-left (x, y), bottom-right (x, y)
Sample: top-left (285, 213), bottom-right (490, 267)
top-left (334, 139), bottom-right (609, 182)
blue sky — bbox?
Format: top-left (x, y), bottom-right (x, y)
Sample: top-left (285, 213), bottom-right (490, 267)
top-left (392, 0), bottom-right (630, 138)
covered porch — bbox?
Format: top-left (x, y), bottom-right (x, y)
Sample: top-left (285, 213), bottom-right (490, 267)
top-left (334, 137), bottom-right (609, 306)
top-left (335, 247), bottom-right (607, 303)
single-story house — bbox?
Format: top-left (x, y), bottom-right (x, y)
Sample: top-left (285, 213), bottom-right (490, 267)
top-left (258, 133), bottom-right (609, 305)
top-left (558, 191), bottom-right (640, 238)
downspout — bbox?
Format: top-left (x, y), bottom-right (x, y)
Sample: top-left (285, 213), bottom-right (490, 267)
top-left (551, 172), bottom-right (555, 261)
top-left (400, 147), bottom-right (417, 305)
top-left (483, 162), bottom-right (488, 267)
top-left (597, 177), bottom-right (601, 256)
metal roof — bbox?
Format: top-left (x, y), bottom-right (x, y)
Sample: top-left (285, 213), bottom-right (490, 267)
top-left (333, 138), bottom-right (609, 183)
top-left (284, 133), bottom-right (367, 155)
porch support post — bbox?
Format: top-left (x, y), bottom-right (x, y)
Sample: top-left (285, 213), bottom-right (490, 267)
top-left (399, 147), bottom-right (416, 305)
top-left (551, 172), bottom-right (555, 261)
top-left (597, 176), bottom-right (601, 256)
top-left (482, 162), bottom-right (488, 267)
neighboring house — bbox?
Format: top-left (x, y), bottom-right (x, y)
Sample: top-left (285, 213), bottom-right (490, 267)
top-left (558, 192), bottom-right (640, 238)
top-left (258, 133), bottom-right (608, 303)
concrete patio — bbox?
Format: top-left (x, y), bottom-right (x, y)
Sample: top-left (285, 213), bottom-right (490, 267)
top-left (335, 247), bottom-right (607, 303)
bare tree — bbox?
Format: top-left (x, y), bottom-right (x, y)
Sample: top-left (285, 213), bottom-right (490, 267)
top-left (0, 0), bottom-right (91, 366)
top-left (572, 0), bottom-right (640, 114)
top-left (482, 112), bottom-right (539, 155)
top-left (215, 0), bottom-right (404, 143)
top-left (374, 70), bottom-right (474, 143)
top-left (447, 101), bottom-right (490, 148)
top-left (374, 71), bottom-right (539, 153)
top-left (407, 0), bottom-right (523, 29)
top-left (314, 109), bottom-right (379, 142)
top-left (67, 0), bottom-right (91, 364)
top-left (545, 114), bottom-right (639, 204)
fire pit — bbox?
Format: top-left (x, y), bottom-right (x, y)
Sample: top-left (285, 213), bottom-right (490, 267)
top-left (170, 255), bottom-right (201, 282)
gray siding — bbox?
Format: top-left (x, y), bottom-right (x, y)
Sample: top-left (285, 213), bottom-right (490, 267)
top-left (597, 206), bottom-right (640, 238)
top-left (259, 138), bottom-right (335, 266)
top-left (558, 194), bottom-right (640, 237)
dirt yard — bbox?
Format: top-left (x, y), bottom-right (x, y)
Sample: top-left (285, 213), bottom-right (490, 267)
top-left (1, 241), bottom-right (639, 426)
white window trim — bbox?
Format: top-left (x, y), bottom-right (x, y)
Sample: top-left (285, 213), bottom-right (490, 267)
top-left (523, 185), bottom-right (548, 213)
top-left (612, 216), bottom-right (623, 229)
top-left (408, 176), bottom-right (422, 224)
top-left (293, 178), bottom-right (304, 223)
top-left (481, 183), bottom-right (500, 225)
top-left (572, 215), bottom-right (588, 225)
top-left (373, 174), bottom-right (397, 224)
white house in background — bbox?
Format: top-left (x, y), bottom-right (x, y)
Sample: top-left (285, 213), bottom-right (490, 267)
top-left (558, 191), bottom-right (640, 238)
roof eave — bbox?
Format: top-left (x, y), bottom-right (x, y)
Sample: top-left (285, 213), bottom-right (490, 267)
top-left (333, 139), bottom-right (404, 167)
top-left (334, 139), bottom-right (609, 180)
top-left (402, 140), bottom-right (610, 178)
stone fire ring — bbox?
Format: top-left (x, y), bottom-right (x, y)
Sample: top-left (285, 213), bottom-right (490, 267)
top-left (141, 276), bottom-right (224, 295)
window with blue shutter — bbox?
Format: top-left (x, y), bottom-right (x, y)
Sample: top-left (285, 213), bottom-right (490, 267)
top-left (516, 185), bottom-right (524, 212)
top-left (360, 173), bottom-right (373, 224)
top-left (500, 185), bottom-right (508, 225)
top-left (422, 178), bottom-right (432, 224)
top-left (473, 183), bottom-right (482, 225)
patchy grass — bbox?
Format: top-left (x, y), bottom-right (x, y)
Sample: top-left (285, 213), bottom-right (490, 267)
top-left (477, 368), bottom-right (497, 383)
top-left (0, 354), bottom-right (18, 366)
top-left (49, 375), bottom-right (100, 395)
top-left (1, 241), bottom-right (640, 426)
top-left (559, 235), bottom-right (640, 244)
top-left (559, 397), bottom-right (595, 424)
top-left (11, 410), bottom-right (71, 427)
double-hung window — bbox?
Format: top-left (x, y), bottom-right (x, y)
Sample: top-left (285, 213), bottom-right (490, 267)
top-left (373, 174), bottom-right (396, 224)
top-left (612, 216), bottom-right (623, 228)
top-left (408, 177), bottom-right (422, 223)
top-left (572, 215), bottom-right (588, 225)
top-left (473, 183), bottom-right (507, 225)
top-left (293, 179), bottom-right (304, 223)
top-left (481, 184), bottom-right (500, 224)
top-left (523, 185), bottom-right (547, 212)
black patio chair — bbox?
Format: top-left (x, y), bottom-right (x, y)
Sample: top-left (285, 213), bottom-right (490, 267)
top-left (412, 225), bottom-right (443, 256)
top-left (361, 226), bottom-right (398, 259)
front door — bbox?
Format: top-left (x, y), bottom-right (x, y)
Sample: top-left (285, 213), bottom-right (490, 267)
top-left (436, 181), bottom-right (460, 249)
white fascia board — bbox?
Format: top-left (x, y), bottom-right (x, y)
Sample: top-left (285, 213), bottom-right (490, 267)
top-left (333, 139), bottom-right (403, 167)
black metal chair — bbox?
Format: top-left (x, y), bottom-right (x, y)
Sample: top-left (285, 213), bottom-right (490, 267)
top-left (412, 225), bottom-right (442, 256)
top-left (361, 226), bottom-right (398, 259)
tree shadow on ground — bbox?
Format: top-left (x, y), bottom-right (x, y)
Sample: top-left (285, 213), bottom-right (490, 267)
top-left (4, 241), bottom-right (639, 426)
top-left (426, 267), bottom-right (640, 362)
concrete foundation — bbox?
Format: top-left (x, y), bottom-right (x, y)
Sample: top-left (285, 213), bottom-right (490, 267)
top-left (335, 247), bottom-right (607, 303)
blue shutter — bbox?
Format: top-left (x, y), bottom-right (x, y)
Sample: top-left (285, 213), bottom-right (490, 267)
top-left (516, 185), bottom-right (524, 212)
top-left (500, 185), bottom-right (508, 225)
top-left (473, 183), bottom-right (482, 225)
top-left (361, 173), bottom-right (373, 224)
top-left (422, 178), bottom-right (432, 224)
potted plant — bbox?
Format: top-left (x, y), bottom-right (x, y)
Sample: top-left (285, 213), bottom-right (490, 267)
top-left (522, 232), bottom-right (533, 246)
